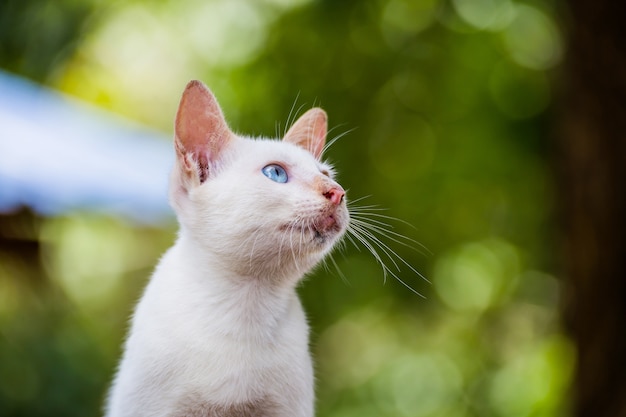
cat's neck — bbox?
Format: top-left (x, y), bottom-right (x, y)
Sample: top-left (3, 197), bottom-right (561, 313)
top-left (154, 233), bottom-right (301, 340)
top-left (174, 225), bottom-right (313, 287)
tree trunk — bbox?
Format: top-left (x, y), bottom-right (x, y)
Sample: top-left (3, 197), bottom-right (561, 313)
top-left (559, 1), bottom-right (626, 416)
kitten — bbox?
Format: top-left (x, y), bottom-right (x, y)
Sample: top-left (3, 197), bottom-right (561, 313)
top-left (105, 80), bottom-right (349, 417)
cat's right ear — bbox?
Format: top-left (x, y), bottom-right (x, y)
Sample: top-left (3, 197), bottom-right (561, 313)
top-left (283, 108), bottom-right (327, 160)
top-left (174, 80), bottom-right (233, 188)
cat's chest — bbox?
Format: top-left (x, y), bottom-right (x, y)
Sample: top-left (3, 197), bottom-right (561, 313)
top-left (140, 246), bottom-right (309, 347)
top-left (134, 279), bottom-right (311, 407)
top-left (174, 396), bottom-right (280, 417)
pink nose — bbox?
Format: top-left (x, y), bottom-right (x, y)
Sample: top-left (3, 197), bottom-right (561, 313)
top-left (323, 187), bottom-right (345, 205)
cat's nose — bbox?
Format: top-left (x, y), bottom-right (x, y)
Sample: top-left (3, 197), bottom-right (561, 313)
top-left (323, 187), bottom-right (345, 205)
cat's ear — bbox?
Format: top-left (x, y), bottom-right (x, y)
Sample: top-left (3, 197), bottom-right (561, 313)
top-left (174, 80), bottom-right (232, 186)
top-left (283, 108), bottom-right (327, 159)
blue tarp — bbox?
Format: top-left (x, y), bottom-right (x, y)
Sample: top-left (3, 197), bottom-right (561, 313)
top-left (0, 71), bottom-right (174, 224)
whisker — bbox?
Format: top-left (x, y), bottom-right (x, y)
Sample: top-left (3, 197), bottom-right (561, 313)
top-left (275, 120), bottom-right (281, 140)
top-left (350, 217), bottom-right (430, 256)
top-left (348, 225), bottom-right (426, 297)
top-left (356, 221), bottom-right (429, 282)
top-left (347, 206), bottom-right (389, 212)
top-left (344, 230), bottom-right (362, 253)
top-left (346, 225), bottom-right (390, 281)
top-left (322, 126), bottom-right (356, 155)
top-left (284, 93), bottom-right (303, 137)
top-left (349, 209), bottom-right (418, 229)
top-left (328, 253), bottom-right (351, 286)
top-left (349, 222), bottom-right (403, 274)
top-left (291, 217), bottom-right (308, 273)
top-left (348, 204), bottom-right (432, 256)
top-left (346, 195), bottom-right (373, 205)
top-left (350, 214), bottom-right (396, 231)
top-left (345, 199), bottom-right (431, 296)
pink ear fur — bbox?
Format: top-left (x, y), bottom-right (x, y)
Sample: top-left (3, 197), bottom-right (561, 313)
top-left (283, 108), bottom-right (327, 159)
top-left (174, 80), bottom-right (232, 185)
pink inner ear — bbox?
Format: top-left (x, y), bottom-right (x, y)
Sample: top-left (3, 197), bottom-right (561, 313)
top-left (175, 81), bottom-right (231, 182)
top-left (284, 108), bottom-right (327, 159)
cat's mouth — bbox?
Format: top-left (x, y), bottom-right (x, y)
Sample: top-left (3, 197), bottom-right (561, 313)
top-left (281, 214), bottom-right (344, 245)
top-left (315, 214), bottom-right (339, 232)
top-left (312, 215), bottom-right (341, 241)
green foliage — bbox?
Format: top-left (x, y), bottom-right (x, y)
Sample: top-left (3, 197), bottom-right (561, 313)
top-left (0, 0), bottom-right (572, 415)
top-left (0, 0), bottom-right (98, 82)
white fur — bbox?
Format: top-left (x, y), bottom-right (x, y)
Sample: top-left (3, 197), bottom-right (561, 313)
top-left (105, 134), bottom-right (348, 416)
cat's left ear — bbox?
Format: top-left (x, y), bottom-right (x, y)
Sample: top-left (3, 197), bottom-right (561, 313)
top-left (283, 108), bottom-right (327, 160)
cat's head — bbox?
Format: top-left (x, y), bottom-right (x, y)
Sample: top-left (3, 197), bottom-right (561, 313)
top-left (170, 80), bottom-right (349, 281)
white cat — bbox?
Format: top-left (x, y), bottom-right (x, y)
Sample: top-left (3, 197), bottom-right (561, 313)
top-left (105, 80), bottom-right (349, 417)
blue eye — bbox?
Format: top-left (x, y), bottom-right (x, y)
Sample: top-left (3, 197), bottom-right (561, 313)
top-left (262, 164), bottom-right (288, 183)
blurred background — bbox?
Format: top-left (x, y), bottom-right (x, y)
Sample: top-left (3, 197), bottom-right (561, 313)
top-left (1, 0), bottom-right (624, 416)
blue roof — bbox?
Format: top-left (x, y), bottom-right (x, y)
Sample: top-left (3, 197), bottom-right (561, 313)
top-left (0, 70), bottom-right (175, 225)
